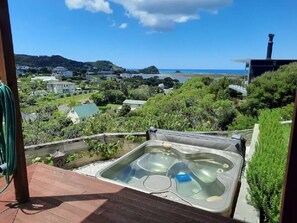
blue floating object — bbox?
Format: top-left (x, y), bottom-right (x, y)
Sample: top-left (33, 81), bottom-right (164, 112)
top-left (176, 173), bottom-right (191, 182)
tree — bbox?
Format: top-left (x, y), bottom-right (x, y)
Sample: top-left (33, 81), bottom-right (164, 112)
top-left (118, 104), bottom-right (131, 117)
top-left (241, 62), bottom-right (297, 116)
top-left (90, 93), bottom-right (107, 106)
top-left (163, 77), bottom-right (174, 88)
top-left (104, 90), bottom-right (126, 104)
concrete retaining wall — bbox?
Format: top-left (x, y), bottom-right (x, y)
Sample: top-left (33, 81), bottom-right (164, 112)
top-left (25, 132), bottom-right (146, 164)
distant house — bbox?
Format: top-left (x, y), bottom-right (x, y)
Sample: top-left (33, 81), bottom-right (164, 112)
top-left (52, 66), bottom-right (73, 77)
top-left (86, 75), bottom-right (101, 83)
top-left (120, 73), bottom-right (133, 78)
top-left (21, 112), bottom-right (37, 122)
top-left (104, 75), bottom-right (119, 79)
top-left (16, 65), bottom-right (30, 71)
top-left (163, 88), bottom-right (173, 95)
top-left (123, 99), bottom-right (147, 110)
top-left (16, 64), bottom-right (30, 76)
top-left (58, 105), bottom-right (70, 114)
top-left (158, 83), bottom-right (165, 89)
top-left (99, 71), bottom-right (114, 75)
top-left (31, 76), bottom-right (58, 82)
top-left (30, 90), bottom-right (48, 97)
top-left (47, 81), bottom-right (75, 94)
top-left (67, 103), bottom-right (99, 124)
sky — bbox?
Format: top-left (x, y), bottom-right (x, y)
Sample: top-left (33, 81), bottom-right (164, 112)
top-left (8, 0), bottom-right (297, 69)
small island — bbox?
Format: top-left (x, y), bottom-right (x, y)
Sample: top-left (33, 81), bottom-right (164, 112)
top-left (175, 70), bottom-right (181, 73)
top-left (139, 65), bottom-right (159, 74)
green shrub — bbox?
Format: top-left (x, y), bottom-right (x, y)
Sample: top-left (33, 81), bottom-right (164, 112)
top-left (228, 114), bottom-right (258, 130)
top-left (242, 62), bottom-right (297, 116)
top-left (86, 140), bottom-right (121, 159)
top-left (247, 109), bottom-right (290, 223)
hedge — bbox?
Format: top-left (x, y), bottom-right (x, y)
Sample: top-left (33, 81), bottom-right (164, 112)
top-left (247, 109), bottom-right (291, 223)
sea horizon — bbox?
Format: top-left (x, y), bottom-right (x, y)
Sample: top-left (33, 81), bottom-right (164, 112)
top-left (127, 68), bottom-right (248, 83)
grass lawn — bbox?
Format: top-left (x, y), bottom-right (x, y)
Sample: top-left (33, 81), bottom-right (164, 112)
top-left (21, 93), bottom-right (93, 113)
top-left (98, 104), bottom-right (120, 112)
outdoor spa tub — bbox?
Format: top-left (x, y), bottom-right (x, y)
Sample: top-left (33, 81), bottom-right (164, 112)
top-left (96, 129), bottom-right (245, 216)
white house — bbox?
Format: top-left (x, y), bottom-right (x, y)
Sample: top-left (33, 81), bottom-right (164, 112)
top-left (16, 65), bottom-right (30, 76)
top-left (31, 76), bottom-right (58, 82)
top-left (52, 66), bottom-right (73, 77)
top-left (122, 99), bottom-right (147, 110)
top-left (120, 73), bottom-right (133, 78)
top-left (67, 103), bottom-right (99, 124)
top-left (47, 81), bottom-right (75, 94)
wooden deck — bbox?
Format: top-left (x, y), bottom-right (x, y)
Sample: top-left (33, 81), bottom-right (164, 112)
top-left (0, 163), bottom-right (241, 223)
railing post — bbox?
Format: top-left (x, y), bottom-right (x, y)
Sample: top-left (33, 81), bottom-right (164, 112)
top-left (0, 0), bottom-right (29, 203)
top-left (280, 90), bottom-right (297, 223)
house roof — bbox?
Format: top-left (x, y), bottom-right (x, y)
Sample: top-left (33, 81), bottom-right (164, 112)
top-left (31, 76), bottom-right (58, 82)
top-left (72, 103), bottom-right (99, 119)
top-left (47, 81), bottom-right (74, 85)
top-left (123, 99), bottom-right (147, 105)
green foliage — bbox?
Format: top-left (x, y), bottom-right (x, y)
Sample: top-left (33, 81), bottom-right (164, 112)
top-left (118, 104), bottom-right (131, 117)
top-left (104, 90), bottom-right (126, 104)
top-left (247, 109), bottom-right (290, 223)
top-left (22, 106), bottom-right (77, 145)
top-left (125, 77), bottom-right (240, 131)
top-left (228, 114), bottom-right (258, 130)
top-left (15, 54), bottom-right (86, 70)
top-left (66, 152), bottom-right (84, 163)
top-left (87, 60), bottom-right (125, 73)
top-left (83, 113), bottom-right (119, 135)
top-left (139, 65), bottom-right (159, 74)
top-left (279, 103), bottom-right (295, 121)
top-left (242, 62), bottom-right (297, 116)
top-left (91, 93), bottom-right (107, 106)
top-left (124, 134), bottom-right (136, 142)
top-left (163, 77), bottom-right (175, 88)
top-left (31, 156), bottom-right (42, 164)
top-left (86, 141), bottom-right (121, 159)
top-left (15, 54), bottom-right (125, 73)
top-left (31, 155), bottom-right (53, 166)
top-left (209, 76), bottom-right (242, 100)
top-left (128, 85), bottom-right (159, 100)
top-left (213, 100), bottom-right (237, 130)
top-left (99, 78), bottom-right (128, 95)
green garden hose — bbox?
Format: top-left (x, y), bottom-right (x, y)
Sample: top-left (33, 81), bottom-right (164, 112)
top-left (0, 82), bottom-right (17, 193)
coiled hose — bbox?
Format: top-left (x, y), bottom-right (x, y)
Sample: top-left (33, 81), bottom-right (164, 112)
top-left (0, 82), bottom-right (17, 193)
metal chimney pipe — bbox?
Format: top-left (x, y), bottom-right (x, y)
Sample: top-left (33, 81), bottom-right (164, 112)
top-left (266, 33), bottom-right (274, 59)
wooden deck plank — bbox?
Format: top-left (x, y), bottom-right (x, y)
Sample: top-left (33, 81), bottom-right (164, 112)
top-left (0, 163), bottom-right (241, 223)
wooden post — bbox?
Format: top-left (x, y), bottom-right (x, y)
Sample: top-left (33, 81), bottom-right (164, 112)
top-left (0, 0), bottom-right (29, 203)
top-left (280, 90), bottom-right (297, 223)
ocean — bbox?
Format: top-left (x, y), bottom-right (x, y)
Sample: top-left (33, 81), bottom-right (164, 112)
top-left (128, 69), bottom-right (248, 83)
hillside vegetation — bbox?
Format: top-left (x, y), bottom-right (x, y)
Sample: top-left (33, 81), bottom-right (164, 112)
top-left (19, 62), bottom-right (297, 145)
top-left (15, 54), bottom-right (87, 71)
top-left (87, 60), bottom-right (125, 73)
top-left (139, 65), bottom-right (159, 74)
top-left (15, 54), bottom-right (159, 74)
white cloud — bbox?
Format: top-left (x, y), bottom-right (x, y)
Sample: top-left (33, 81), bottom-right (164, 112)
top-left (111, 0), bottom-right (232, 31)
top-left (119, 23), bottom-right (128, 29)
top-left (65, 0), bottom-right (232, 31)
top-left (65, 0), bottom-right (112, 13)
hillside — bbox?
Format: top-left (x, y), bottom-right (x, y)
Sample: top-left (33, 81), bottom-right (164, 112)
top-left (87, 60), bottom-right (125, 73)
top-left (15, 54), bottom-right (160, 74)
top-left (14, 54), bottom-right (125, 73)
top-left (15, 54), bottom-right (87, 71)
